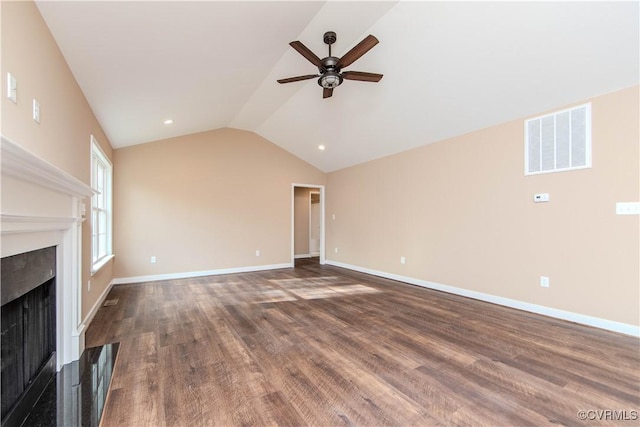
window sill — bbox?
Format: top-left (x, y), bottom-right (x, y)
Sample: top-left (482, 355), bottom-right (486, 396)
top-left (91, 254), bottom-right (114, 276)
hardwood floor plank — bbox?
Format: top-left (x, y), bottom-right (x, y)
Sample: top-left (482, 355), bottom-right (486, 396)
top-left (160, 345), bottom-right (206, 426)
top-left (87, 260), bottom-right (640, 426)
top-left (260, 391), bottom-right (306, 427)
top-left (101, 335), bottom-right (164, 426)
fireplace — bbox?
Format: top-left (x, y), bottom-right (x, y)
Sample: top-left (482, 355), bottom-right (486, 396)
top-left (1, 137), bottom-right (95, 389)
top-left (1, 246), bottom-right (57, 426)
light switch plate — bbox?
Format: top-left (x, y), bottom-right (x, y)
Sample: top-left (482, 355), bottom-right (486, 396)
top-left (33, 99), bottom-right (40, 123)
top-left (7, 73), bottom-right (17, 103)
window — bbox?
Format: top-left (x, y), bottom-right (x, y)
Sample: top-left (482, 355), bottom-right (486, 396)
top-left (91, 136), bottom-right (112, 271)
top-left (525, 103), bottom-right (591, 175)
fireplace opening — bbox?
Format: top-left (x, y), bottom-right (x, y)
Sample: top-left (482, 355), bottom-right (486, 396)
top-left (1, 246), bottom-right (57, 427)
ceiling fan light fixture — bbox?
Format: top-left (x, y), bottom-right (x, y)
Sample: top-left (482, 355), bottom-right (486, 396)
top-left (318, 71), bottom-right (343, 89)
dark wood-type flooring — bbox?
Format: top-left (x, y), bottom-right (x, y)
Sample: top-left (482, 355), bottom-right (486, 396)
top-left (86, 259), bottom-right (640, 426)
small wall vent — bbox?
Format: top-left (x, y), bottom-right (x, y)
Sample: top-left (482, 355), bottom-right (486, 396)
top-left (525, 103), bottom-right (591, 175)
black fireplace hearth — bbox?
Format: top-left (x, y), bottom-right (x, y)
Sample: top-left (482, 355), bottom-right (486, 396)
top-left (20, 342), bottom-right (119, 427)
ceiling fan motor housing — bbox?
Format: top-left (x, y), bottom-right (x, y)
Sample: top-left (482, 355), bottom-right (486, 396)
top-left (319, 56), bottom-right (339, 73)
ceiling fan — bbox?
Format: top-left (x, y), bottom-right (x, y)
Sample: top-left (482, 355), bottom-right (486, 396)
top-left (277, 31), bottom-right (383, 99)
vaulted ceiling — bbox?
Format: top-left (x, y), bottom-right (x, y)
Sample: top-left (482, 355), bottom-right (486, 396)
top-left (36, 1), bottom-right (639, 172)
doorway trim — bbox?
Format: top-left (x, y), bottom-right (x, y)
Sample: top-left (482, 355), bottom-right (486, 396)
top-left (291, 184), bottom-right (325, 266)
top-left (309, 191), bottom-right (321, 257)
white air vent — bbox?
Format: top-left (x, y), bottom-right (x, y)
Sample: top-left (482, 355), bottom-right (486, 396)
top-left (525, 103), bottom-right (591, 175)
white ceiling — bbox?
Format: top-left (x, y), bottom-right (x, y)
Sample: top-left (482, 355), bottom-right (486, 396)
top-left (37, 1), bottom-right (639, 172)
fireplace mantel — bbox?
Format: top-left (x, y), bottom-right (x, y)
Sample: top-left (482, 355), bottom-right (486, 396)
top-left (1, 135), bottom-right (94, 369)
top-left (1, 136), bottom-right (95, 199)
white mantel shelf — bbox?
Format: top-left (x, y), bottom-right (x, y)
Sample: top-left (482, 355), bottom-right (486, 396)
top-left (1, 135), bottom-right (94, 199)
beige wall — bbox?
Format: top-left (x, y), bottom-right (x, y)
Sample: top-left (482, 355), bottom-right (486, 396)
top-left (326, 86), bottom-right (639, 327)
top-left (2, 1), bottom-right (636, 333)
top-left (112, 128), bottom-right (326, 279)
top-left (1, 1), bottom-right (114, 318)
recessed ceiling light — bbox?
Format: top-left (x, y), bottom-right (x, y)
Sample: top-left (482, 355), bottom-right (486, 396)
top-left (163, 119), bottom-right (173, 125)
top-left (318, 145), bottom-right (325, 151)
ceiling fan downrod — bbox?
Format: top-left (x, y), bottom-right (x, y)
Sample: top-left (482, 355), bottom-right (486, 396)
top-left (324, 31), bottom-right (336, 57)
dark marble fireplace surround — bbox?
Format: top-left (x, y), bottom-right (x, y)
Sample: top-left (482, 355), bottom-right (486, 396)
top-left (1, 246), bottom-right (57, 427)
top-left (1, 247), bottom-right (118, 427)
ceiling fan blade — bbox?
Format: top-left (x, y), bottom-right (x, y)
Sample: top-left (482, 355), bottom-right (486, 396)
top-left (337, 35), bottom-right (379, 68)
top-left (289, 41), bottom-right (323, 68)
top-left (342, 71), bottom-right (383, 82)
top-left (277, 74), bottom-right (319, 84)
top-left (323, 88), bottom-right (333, 99)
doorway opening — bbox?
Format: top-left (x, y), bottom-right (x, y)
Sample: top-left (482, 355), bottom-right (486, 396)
top-left (292, 184), bottom-right (325, 266)
top-left (309, 191), bottom-right (321, 257)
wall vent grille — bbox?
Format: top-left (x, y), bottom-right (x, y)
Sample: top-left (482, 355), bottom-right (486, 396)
top-left (525, 103), bottom-right (591, 175)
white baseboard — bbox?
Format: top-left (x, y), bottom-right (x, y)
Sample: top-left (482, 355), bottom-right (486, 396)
top-left (325, 260), bottom-right (640, 337)
top-left (112, 263), bottom-right (293, 285)
top-left (77, 279), bottom-right (115, 335)
top-left (294, 254), bottom-right (311, 259)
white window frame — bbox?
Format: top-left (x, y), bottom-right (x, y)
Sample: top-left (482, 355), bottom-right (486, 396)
top-left (524, 103), bottom-right (592, 176)
top-left (91, 135), bottom-right (113, 273)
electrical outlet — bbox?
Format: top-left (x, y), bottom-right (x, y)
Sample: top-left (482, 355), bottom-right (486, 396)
top-left (400, 256), bottom-right (406, 264)
top-left (88, 280), bottom-right (91, 292)
top-left (255, 250), bottom-right (260, 257)
top-left (334, 247), bottom-right (339, 254)
top-left (151, 256), bottom-right (157, 264)
top-left (540, 276), bottom-right (549, 288)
